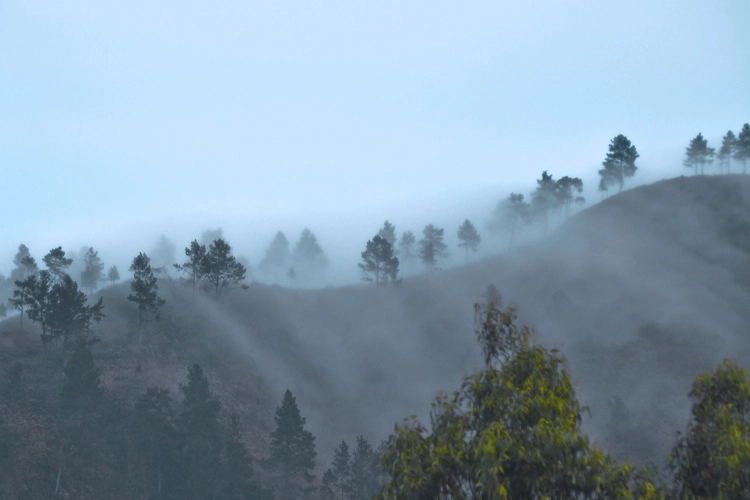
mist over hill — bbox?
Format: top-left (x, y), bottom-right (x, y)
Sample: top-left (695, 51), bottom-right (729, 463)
top-left (2, 174), bottom-right (750, 495)
top-left (209, 174), bottom-right (750, 466)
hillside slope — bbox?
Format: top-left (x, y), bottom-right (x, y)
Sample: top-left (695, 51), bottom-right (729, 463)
top-left (2, 174), bottom-right (749, 494)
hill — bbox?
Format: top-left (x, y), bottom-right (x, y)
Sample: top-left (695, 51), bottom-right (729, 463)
top-left (2, 174), bottom-right (750, 496)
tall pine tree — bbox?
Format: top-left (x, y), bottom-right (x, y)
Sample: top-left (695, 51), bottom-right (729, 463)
top-left (128, 253), bottom-right (165, 328)
top-left (268, 389), bottom-right (317, 499)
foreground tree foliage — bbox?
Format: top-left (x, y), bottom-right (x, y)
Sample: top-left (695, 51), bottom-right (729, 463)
top-left (669, 359), bottom-right (750, 498)
top-left (379, 295), bottom-right (660, 499)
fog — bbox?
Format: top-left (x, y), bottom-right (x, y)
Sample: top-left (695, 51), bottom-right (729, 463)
top-left (2, 0), bottom-right (750, 485)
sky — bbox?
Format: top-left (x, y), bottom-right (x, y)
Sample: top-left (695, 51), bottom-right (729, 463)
top-left (1, 0), bottom-right (749, 283)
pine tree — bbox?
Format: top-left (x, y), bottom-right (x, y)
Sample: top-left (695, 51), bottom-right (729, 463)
top-left (358, 235), bottom-right (399, 284)
top-left (398, 231), bottom-right (417, 277)
top-left (10, 244), bottom-right (36, 282)
top-left (293, 228), bottom-right (329, 285)
top-left (598, 134), bottom-right (639, 193)
top-left (377, 221), bottom-right (397, 250)
top-left (456, 219), bottom-right (481, 264)
top-left (134, 387), bottom-right (179, 498)
top-left (127, 253), bottom-right (165, 327)
top-left (8, 269), bottom-right (36, 330)
top-left (736, 123), bottom-right (750, 174)
top-left (259, 231), bottom-right (291, 282)
top-left (490, 192), bottom-right (531, 250)
top-left (175, 240), bottom-right (208, 297)
top-left (220, 414), bottom-right (272, 500)
top-left (42, 246), bottom-right (73, 283)
top-left (268, 389), bottom-right (317, 499)
top-left (202, 238), bottom-right (247, 297)
top-left (107, 265), bottom-right (120, 285)
top-left (61, 336), bottom-right (101, 407)
top-left (683, 133), bottom-right (715, 175)
top-left (717, 130), bottom-right (736, 174)
top-left (531, 171), bottom-right (561, 233)
top-left (350, 436), bottom-right (381, 500)
top-left (330, 440), bottom-right (351, 499)
top-left (555, 176), bottom-right (585, 216)
top-left (47, 275), bottom-right (105, 344)
top-left (419, 225), bottom-right (447, 271)
top-left (80, 247), bottom-right (104, 293)
top-left (179, 364), bottom-right (223, 500)
top-left (25, 270), bottom-right (53, 344)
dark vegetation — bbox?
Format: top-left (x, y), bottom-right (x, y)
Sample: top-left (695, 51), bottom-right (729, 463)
top-left (1, 126), bottom-right (750, 497)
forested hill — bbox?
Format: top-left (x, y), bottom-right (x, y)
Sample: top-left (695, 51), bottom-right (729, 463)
top-left (2, 174), bottom-right (750, 497)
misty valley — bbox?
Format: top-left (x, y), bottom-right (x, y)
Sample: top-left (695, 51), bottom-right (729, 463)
top-left (2, 128), bottom-right (750, 498)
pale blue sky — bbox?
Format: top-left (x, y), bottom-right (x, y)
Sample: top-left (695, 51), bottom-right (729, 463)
top-left (1, 1), bottom-right (749, 282)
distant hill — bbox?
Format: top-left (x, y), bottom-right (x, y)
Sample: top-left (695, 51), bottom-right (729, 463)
top-left (2, 174), bottom-right (750, 495)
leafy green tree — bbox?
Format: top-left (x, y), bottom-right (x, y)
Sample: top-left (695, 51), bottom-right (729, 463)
top-left (259, 231), bottom-right (291, 282)
top-left (268, 389), bottom-right (317, 500)
top-left (128, 253), bottom-right (165, 327)
top-left (598, 134), bottom-right (639, 193)
top-left (736, 123), bottom-right (750, 174)
top-left (107, 265), bottom-right (120, 285)
top-left (80, 247), bottom-right (104, 293)
top-left (398, 231), bottom-right (417, 276)
top-left (418, 225), bottom-right (447, 272)
top-left (174, 240), bottom-right (208, 297)
top-left (359, 235), bottom-right (399, 284)
top-left (669, 359), bottom-right (750, 498)
top-left (379, 298), bottom-right (660, 499)
top-left (456, 219), bottom-right (481, 265)
top-left (683, 132), bottom-right (715, 175)
top-left (377, 221), bottom-right (397, 249)
top-left (179, 364), bottom-right (223, 500)
top-left (717, 130), bottom-right (737, 174)
top-left (43, 247), bottom-right (73, 283)
top-left (489, 193), bottom-right (531, 250)
top-left (555, 176), bottom-right (585, 216)
top-left (48, 275), bottom-right (105, 344)
top-left (202, 238), bottom-right (247, 297)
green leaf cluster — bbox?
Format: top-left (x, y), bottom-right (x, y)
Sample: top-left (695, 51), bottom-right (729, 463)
top-left (380, 298), bottom-right (659, 499)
